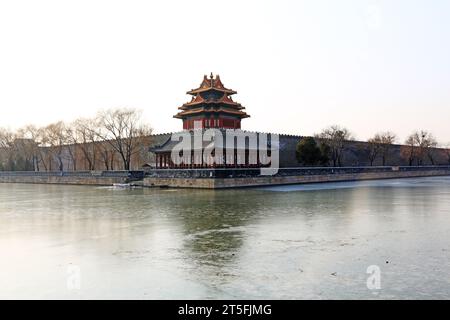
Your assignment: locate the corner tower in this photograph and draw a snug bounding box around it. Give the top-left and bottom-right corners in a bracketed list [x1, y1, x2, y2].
[174, 73, 250, 130]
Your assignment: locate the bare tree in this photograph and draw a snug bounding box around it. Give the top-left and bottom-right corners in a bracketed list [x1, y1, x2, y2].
[98, 144, 116, 170]
[43, 122, 67, 171]
[0, 128, 14, 148]
[63, 124, 78, 171]
[402, 134, 418, 166]
[0, 108, 154, 172]
[316, 125, 353, 167]
[0, 128, 14, 170]
[415, 130, 437, 165]
[403, 130, 437, 166]
[421, 132, 438, 165]
[378, 132, 396, 166]
[36, 126, 53, 171]
[0, 128, 34, 171]
[71, 118, 98, 170]
[10, 137, 36, 171]
[95, 108, 152, 170]
[367, 135, 382, 166]
[444, 144, 450, 165]
[16, 125, 45, 171]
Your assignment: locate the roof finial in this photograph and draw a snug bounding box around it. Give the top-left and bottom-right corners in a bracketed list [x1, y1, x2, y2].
[210, 72, 214, 79]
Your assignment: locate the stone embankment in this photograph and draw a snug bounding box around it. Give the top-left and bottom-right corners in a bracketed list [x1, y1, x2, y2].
[2, 167, 450, 189]
[143, 166, 450, 189]
[0, 171, 144, 186]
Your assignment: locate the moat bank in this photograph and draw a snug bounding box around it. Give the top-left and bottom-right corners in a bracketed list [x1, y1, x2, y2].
[1, 166, 450, 188]
[0, 171, 143, 186]
[143, 166, 450, 188]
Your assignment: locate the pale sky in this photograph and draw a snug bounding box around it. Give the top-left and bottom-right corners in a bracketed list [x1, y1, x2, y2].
[0, 0, 449, 143]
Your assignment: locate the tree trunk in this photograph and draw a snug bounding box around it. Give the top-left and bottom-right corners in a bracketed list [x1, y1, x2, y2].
[110, 153, 115, 171]
[428, 154, 435, 165]
[58, 156, 63, 171]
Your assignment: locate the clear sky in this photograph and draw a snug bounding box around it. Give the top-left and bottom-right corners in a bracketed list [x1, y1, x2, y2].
[0, 0, 449, 143]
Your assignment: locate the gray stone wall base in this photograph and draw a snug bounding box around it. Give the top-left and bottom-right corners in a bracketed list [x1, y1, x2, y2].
[0, 176, 125, 186]
[143, 169, 450, 189]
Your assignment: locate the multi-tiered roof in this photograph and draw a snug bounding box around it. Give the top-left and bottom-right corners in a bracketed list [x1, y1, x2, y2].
[174, 73, 249, 129]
